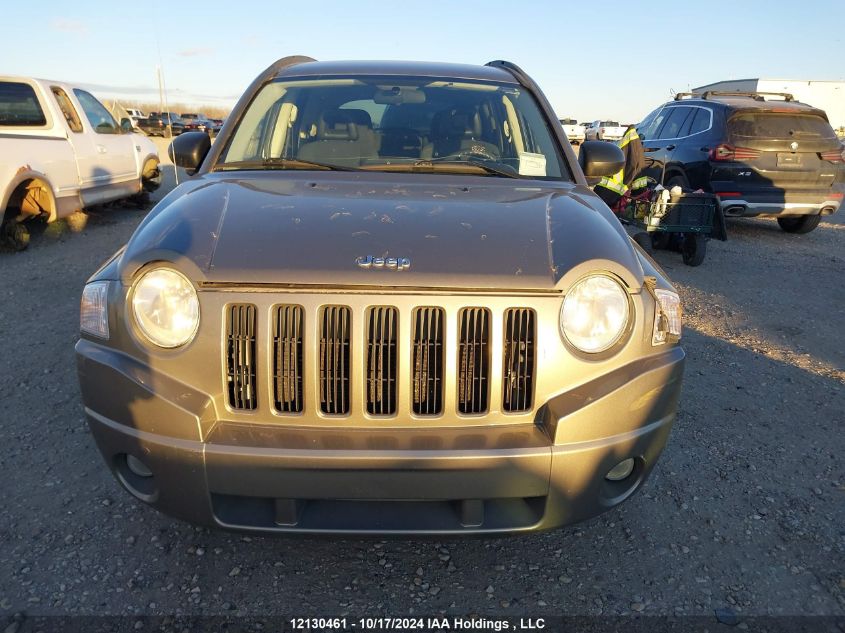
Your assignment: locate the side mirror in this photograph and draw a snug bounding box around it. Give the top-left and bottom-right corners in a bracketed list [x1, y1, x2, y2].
[578, 140, 624, 178]
[120, 118, 133, 133]
[168, 131, 212, 175]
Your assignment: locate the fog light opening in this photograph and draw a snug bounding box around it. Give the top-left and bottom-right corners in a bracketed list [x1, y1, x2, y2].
[605, 458, 636, 482]
[114, 453, 159, 502]
[126, 454, 153, 478]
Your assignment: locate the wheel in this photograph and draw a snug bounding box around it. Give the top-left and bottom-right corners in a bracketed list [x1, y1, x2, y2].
[140, 159, 161, 193]
[2, 222, 30, 251]
[777, 215, 821, 234]
[651, 232, 672, 250]
[665, 174, 689, 190]
[632, 231, 653, 254]
[681, 232, 706, 266]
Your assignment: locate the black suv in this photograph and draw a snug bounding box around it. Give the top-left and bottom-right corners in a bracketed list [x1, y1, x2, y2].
[636, 91, 845, 233]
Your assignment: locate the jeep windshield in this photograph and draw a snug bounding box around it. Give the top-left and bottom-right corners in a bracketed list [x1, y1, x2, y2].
[216, 76, 568, 180]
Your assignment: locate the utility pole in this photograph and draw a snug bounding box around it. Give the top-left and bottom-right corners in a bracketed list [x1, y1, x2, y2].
[156, 65, 171, 138]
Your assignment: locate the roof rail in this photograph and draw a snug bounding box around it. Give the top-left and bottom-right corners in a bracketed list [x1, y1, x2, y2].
[701, 91, 795, 102]
[675, 90, 795, 102]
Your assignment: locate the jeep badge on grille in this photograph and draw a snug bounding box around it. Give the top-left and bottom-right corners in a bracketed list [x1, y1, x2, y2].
[356, 255, 411, 271]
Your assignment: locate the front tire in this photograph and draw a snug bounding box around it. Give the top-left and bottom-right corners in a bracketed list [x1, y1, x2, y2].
[777, 215, 821, 234]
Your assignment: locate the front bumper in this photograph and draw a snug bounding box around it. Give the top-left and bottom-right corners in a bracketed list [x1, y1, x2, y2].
[76, 339, 684, 536]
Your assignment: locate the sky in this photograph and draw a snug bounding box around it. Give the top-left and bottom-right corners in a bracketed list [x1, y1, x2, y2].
[2, 0, 843, 123]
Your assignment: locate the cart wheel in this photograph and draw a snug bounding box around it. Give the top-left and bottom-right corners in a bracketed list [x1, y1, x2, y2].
[632, 231, 653, 254]
[681, 233, 706, 266]
[651, 232, 671, 250]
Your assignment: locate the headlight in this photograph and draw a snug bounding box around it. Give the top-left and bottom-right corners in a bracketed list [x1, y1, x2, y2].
[652, 288, 682, 345]
[80, 281, 110, 339]
[560, 274, 630, 353]
[131, 268, 199, 348]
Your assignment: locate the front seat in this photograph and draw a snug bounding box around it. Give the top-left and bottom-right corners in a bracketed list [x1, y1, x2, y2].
[420, 109, 500, 160]
[297, 110, 369, 167]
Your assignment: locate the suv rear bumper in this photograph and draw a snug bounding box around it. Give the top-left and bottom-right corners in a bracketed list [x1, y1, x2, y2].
[716, 185, 843, 218]
[77, 339, 685, 536]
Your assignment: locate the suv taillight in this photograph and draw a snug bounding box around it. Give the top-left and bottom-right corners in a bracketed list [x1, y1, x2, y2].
[709, 144, 761, 161]
[819, 147, 845, 163]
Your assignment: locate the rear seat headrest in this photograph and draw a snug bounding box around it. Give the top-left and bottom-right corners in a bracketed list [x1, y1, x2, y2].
[318, 110, 359, 140]
[340, 108, 373, 129]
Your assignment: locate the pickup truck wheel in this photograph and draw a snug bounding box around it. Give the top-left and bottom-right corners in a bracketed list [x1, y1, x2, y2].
[1, 221, 30, 251]
[141, 159, 162, 192]
[777, 215, 821, 234]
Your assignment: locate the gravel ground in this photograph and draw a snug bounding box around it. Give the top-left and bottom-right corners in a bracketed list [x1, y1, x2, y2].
[0, 138, 843, 627]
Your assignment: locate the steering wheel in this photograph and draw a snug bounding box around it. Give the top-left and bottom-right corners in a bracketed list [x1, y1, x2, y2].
[435, 146, 521, 176]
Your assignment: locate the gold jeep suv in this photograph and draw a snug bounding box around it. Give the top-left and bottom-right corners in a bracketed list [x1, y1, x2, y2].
[75, 56, 685, 535]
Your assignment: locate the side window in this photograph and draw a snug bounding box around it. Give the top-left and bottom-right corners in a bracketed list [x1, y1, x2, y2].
[657, 107, 692, 140]
[0, 81, 47, 126]
[687, 108, 711, 136]
[51, 87, 83, 133]
[73, 89, 119, 134]
[636, 107, 664, 140]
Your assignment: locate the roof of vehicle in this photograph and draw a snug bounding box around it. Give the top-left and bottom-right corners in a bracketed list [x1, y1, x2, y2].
[670, 93, 826, 114]
[0, 75, 75, 89]
[271, 59, 519, 84]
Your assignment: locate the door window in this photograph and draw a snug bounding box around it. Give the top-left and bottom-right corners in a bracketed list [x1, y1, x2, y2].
[73, 89, 119, 134]
[51, 87, 83, 133]
[657, 107, 693, 140]
[636, 107, 665, 140]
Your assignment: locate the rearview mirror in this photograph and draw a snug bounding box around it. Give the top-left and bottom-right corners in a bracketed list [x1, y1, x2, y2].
[373, 86, 425, 105]
[168, 131, 212, 175]
[578, 140, 624, 178]
[120, 118, 133, 133]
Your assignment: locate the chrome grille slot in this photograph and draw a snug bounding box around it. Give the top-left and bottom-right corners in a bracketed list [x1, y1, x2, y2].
[412, 307, 444, 416]
[319, 306, 351, 415]
[366, 306, 398, 415]
[502, 308, 535, 412]
[457, 307, 490, 414]
[226, 304, 257, 410]
[273, 305, 304, 413]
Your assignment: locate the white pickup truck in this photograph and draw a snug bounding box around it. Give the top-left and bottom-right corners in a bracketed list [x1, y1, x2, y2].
[558, 118, 585, 144]
[584, 120, 627, 142]
[0, 76, 160, 249]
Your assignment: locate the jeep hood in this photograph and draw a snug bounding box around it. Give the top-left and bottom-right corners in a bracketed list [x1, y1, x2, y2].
[121, 172, 642, 290]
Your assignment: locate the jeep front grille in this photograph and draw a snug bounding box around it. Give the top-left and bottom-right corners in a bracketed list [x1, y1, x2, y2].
[457, 308, 490, 414]
[226, 304, 257, 410]
[273, 305, 304, 413]
[502, 308, 535, 412]
[366, 306, 398, 416]
[412, 307, 444, 416]
[319, 305, 351, 415]
[221, 301, 538, 418]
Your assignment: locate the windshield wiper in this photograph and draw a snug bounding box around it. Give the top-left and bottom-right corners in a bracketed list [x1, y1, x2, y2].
[399, 158, 521, 178]
[214, 158, 359, 172]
